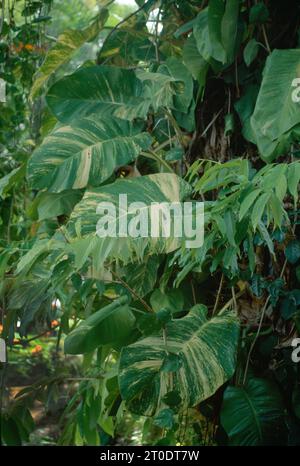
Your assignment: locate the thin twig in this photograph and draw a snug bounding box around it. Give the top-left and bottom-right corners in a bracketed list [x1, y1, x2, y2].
[262, 24, 271, 53]
[165, 108, 186, 148]
[7, 189, 14, 244]
[243, 295, 271, 385]
[140, 150, 174, 173]
[153, 136, 177, 152]
[191, 281, 197, 305]
[110, 270, 153, 313]
[235, 58, 240, 97]
[217, 289, 244, 315]
[20, 325, 59, 344]
[154, 6, 162, 63]
[199, 109, 223, 138]
[212, 274, 224, 315]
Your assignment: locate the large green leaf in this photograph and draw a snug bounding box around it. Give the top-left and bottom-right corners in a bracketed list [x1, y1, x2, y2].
[136, 61, 194, 129]
[119, 305, 239, 416]
[234, 84, 259, 144]
[16, 238, 66, 275]
[135, 70, 180, 112]
[64, 295, 135, 354]
[27, 117, 151, 192]
[194, 9, 214, 64]
[251, 49, 300, 161]
[208, 0, 227, 63]
[36, 190, 83, 220]
[30, 9, 109, 99]
[46, 65, 150, 123]
[100, 27, 156, 64]
[221, 377, 287, 445]
[159, 58, 194, 114]
[221, 0, 239, 64]
[67, 173, 192, 270]
[183, 34, 209, 88]
[193, 1, 239, 67]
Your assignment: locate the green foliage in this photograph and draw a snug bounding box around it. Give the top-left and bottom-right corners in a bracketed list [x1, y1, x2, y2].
[64, 295, 135, 354]
[28, 117, 151, 191]
[30, 9, 109, 99]
[119, 305, 239, 416]
[251, 50, 300, 161]
[65, 173, 192, 269]
[1, 0, 300, 447]
[221, 377, 287, 445]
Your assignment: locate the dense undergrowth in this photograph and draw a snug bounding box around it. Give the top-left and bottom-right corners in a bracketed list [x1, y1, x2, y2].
[1, 0, 300, 446]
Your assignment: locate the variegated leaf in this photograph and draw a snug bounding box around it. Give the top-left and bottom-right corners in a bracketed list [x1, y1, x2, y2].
[27, 117, 151, 192]
[30, 9, 109, 100]
[46, 65, 151, 123]
[67, 173, 192, 269]
[119, 305, 239, 416]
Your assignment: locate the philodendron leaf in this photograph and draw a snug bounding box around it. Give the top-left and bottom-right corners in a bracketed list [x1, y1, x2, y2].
[194, 0, 239, 67]
[118, 305, 239, 416]
[208, 0, 227, 64]
[64, 295, 135, 354]
[183, 34, 209, 87]
[136, 69, 181, 112]
[160, 57, 194, 114]
[194, 9, 217, 64]
[30, 9, 109, 99]
[27, 116, 151, 192]
[234, 84, 259, 143]
[221, 0, 240, 65]
[36, 190, 83, 220]
[46, 65, 150, 123]
[251, 49, 300, 161]
[221, 377, 287, 445]
[67, 173, 192, 270]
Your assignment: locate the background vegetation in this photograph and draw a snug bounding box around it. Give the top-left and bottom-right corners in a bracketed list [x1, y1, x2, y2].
[0, 0, 300, 446]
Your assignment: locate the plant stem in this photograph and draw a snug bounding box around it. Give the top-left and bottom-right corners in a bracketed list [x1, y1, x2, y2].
[165, 108, 186, 148]
[140, 150, 174, 173]
[110, 270, 153, 313]
[212, 274, 224, 315]
[262, 24, 271, 53]
[242, 295, 271, 385]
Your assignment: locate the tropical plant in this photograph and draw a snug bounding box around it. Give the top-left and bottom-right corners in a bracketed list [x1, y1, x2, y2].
[1, 0, 300, 446]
